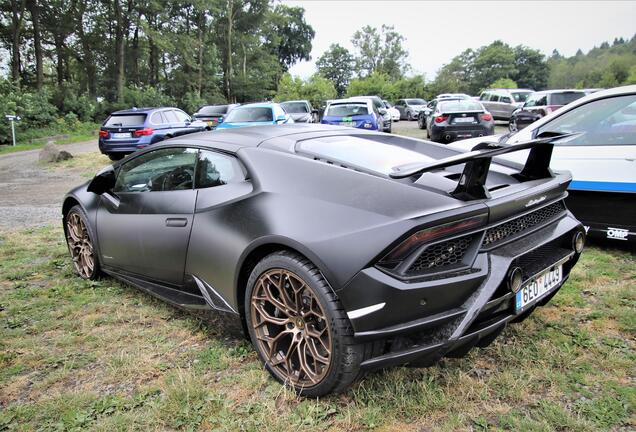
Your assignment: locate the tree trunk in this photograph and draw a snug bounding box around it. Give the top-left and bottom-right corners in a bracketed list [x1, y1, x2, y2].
[28, 0, 43, 89]
[10, 0, 27, 86]
[225, 0, 233, 102]
[75, 0, 97, 97]
[54, 33, 65, 85]
[113, 0, 126, 102]
[196, 12, 205, 97]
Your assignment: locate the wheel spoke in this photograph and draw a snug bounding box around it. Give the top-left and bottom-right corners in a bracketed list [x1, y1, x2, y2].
[65, 212, 94, 278]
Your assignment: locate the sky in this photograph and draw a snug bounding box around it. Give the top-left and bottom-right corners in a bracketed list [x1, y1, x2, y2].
[286, 0, 636, 80]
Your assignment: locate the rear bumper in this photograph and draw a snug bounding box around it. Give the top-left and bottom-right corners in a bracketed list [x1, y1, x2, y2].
[99, 135, 155, 155]
[431, 124, 494, 143]
[338, 211, 584, 370]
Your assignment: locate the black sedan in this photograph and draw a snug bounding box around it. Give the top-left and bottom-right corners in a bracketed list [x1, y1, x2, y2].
[192, 103, 240, 129]
[419, 99, 495, 143]
[63, 124, 585, 396]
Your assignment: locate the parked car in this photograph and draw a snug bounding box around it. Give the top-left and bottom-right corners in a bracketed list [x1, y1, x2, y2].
[394, 98, 428, 121]
[449, 85, 636, 244]
[418, 98, 494, 143]
[64, 124, 584, 396]
[280, 100, 318, 123]
[216, 102, 293, 129]
[508, 89, 586, 132]
[383, 100, 400, 122]
[478, 88, 534, 120]
[353, 95, 392, 132]
[191, 104, 240, 130]
[436, 93, 472, 100]
[321, 98, 383, 131]
[98, 107, 203, 161]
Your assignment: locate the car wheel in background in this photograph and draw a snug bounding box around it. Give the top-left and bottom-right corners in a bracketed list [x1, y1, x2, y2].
[406, 110, 413, 121]
[245, 251, 367, 397]
[509, 118, 518, 132]
[64, 205, 101, 280]
[418, 115, 425, 129]
[107, 153, 124, 161]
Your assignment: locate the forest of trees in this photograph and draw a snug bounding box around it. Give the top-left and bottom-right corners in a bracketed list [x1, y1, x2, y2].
[1, 0, 635, 144]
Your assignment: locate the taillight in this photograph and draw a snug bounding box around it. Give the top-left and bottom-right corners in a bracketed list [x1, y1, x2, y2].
[98, 130, 109, 138]
[133, 128, 154, 137]
[480, 113, 493, 121]
[378, 214, 487, 267]
[434, 115, 448, 124]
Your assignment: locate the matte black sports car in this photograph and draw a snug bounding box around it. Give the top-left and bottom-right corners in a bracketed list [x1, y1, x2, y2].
[63, 124, 585, 396]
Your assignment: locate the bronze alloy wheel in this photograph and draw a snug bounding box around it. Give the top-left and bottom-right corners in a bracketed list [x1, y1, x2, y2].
[66, 212, 95, 278]
[250, 268, 333, 387]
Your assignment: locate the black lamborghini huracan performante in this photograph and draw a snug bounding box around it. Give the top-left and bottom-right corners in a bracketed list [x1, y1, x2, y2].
[63, 124, 585, 396]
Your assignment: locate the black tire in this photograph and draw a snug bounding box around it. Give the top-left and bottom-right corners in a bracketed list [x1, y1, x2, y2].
[107, 153, 124, 161]
[418, 115, 425, 129]
[406, 110, 413, 121]
[64, 205, 102, 280]
[426, 125, 431, 139]
[245, 251, 367, 397]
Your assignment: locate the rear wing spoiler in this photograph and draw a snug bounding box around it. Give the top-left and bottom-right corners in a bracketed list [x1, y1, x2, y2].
[389, 133, 576, 201]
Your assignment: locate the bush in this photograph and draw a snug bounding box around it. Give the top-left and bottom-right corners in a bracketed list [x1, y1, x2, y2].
[274, 73, 336, 108]
[489, 78, 518, 89]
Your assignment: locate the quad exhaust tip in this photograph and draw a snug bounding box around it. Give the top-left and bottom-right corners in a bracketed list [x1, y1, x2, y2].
[508, 267, 523, 293]
[573, 230, 586, 254]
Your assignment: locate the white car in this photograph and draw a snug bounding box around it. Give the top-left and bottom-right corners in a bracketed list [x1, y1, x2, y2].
[383, 100, 400, 122]
[449, 85, 636, 244]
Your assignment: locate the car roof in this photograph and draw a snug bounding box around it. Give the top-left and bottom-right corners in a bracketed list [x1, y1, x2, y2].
[330, 98, 371, 105]
[281, 100, 310, 104]
[111, 107, 177, 115]
[533, 89, 586, 95]
[233, 102, 278, 109]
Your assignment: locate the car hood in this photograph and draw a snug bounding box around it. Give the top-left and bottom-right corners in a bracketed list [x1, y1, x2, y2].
[217, 121, 274, 129]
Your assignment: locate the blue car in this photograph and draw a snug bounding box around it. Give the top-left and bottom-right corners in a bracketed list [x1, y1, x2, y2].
[321, 98, 383, 131]
[98, 107, 204, 160]
[216, 102, 293, 129]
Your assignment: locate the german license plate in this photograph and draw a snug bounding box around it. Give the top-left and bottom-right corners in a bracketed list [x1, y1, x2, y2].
[111, 132, 130, 139]
[515, 265, 562, 312]
[339, 122, 354, 127]
[454, 117, 474, 123]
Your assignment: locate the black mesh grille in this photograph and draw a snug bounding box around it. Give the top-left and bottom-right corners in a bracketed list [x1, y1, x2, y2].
[482, 201, 565, 247]
[406, 236, 473, 275]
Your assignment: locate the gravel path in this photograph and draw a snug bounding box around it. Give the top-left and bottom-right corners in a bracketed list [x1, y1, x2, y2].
[0, 140, 97, 229]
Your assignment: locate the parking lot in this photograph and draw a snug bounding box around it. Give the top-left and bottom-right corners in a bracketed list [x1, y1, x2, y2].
[391, 119, 509, 140]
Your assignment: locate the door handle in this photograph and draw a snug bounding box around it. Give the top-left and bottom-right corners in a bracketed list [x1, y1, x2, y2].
[165, 218, 187, 227]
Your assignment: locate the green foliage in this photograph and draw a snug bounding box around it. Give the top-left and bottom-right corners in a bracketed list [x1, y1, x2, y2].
[316, 44, 355, 97]
[0, 79, 57, 144]
[266, 5, 315, 71]
[490, 78, 518, 89]
[346, 72, 428, 101]
[351, 24, 409, 79]
[274, 73, 336, 108]
[547, 36, 636, 89]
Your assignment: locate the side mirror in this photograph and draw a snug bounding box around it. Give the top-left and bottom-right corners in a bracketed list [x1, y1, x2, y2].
[87, 165, 116, 195]
[276, 115, 287, 123]
[423, 108, 432, 116]
[378, 108, 387, 115]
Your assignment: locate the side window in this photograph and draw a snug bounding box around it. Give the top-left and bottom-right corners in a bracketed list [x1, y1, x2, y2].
[538, 95, 636, 146]
[535, 95, 548, 106]
[273, 106, 285, 119]
[195, 150, 245, 189]
[396, 100, 403, 106]
[174, 110, 191, 123]
[150, 112, 164, 125]
[479, 92, 489, 101]
[501, 96, 512, 104]
[163, 110, 179, 123]
[489, 94, 500, 102]
[114, 148, 197, 193]
[525, 95, 537, 108]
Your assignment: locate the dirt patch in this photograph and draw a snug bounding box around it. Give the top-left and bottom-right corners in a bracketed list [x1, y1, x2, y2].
[0, 140, 97, 229]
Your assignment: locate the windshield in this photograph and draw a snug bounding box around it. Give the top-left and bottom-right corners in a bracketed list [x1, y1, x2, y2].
[550, 92, 585, 106]
[297, 136, 434, 175]
[224, 107, 273, 123]
[406, 99, 426, 105]
[105, 114, 147, 127]
[439, 100, 483, 112]
[511, 92, 532, 103]
[197, 105, 228, 116]
[281, 102, 310, 113]
[326, 103, 369, 117]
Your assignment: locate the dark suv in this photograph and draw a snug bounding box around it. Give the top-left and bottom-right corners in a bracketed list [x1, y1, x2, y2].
[98, 108, 204, 160]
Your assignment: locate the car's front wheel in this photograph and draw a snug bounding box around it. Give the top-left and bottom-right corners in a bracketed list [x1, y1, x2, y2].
[509, 118, 518, 132]
[245, 251, 366, 397]
[64, 205, 101, 280]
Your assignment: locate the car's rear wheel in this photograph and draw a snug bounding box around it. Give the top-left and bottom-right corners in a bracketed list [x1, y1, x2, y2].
[65, 205, 101, 280]
[245, 251, 366, 397]
[418, 114, 425, 129]
[107, 153, 124, 161]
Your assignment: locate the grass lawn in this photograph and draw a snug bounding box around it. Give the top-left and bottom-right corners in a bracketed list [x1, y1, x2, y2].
[0, 123, 100, 155]
[0, 151, 634, 431]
